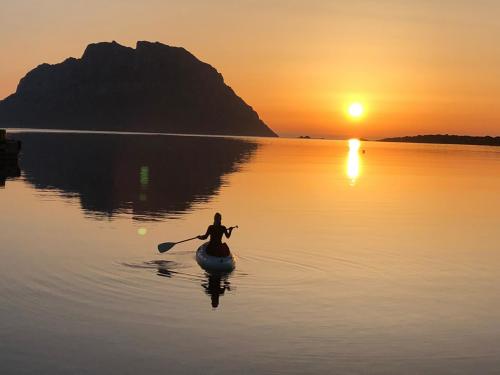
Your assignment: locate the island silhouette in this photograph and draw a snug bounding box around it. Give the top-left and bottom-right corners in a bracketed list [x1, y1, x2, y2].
[17, 132, 259, 220]
[0, 41, 277, 137]
[380, 134, 500, 147]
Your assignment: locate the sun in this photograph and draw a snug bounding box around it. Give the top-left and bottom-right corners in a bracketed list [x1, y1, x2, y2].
[347, 103, 364, 119]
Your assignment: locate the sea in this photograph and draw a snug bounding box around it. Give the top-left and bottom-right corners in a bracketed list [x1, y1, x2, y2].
[1, 130, 499, 374]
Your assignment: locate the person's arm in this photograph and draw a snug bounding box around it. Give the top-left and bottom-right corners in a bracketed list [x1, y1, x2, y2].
[224, 226, 234, 238]
[198, 226, 211, 240]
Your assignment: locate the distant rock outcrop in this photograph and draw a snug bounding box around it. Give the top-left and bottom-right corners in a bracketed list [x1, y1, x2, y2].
[0, 41, 277, 137]
[379, 134, 500, 147]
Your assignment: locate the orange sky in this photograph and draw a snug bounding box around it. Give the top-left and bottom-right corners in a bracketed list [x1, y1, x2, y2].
[1, 0, 500, 138]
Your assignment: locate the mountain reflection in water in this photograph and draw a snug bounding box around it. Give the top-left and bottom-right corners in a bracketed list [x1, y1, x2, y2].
[17, 132, 259, 220]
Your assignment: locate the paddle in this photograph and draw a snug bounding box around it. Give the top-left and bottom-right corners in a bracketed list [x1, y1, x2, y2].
[157, 226, 239, 254]
[158, 236, 198, 253]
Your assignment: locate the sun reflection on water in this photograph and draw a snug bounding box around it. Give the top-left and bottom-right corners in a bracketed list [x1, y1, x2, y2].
[346, 139, 362, 185]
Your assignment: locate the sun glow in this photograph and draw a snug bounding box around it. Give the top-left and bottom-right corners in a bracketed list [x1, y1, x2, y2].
[347, 103, 364, 119]
[346, 139, 362, 185]
[348, 138, 361, 151]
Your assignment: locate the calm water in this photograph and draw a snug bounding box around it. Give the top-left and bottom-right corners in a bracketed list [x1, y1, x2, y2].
[1, 131, 499, 374]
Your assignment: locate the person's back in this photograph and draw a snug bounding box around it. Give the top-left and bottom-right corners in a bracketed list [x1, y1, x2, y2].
[198, 213, 235, 257]
[206, 224, 226, 246]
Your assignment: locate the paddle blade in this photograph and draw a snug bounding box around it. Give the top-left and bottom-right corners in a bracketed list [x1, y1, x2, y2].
[158, 242, 176, 253]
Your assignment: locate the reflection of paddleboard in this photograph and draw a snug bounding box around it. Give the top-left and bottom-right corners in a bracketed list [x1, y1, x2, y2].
[196, 242, 235, 272]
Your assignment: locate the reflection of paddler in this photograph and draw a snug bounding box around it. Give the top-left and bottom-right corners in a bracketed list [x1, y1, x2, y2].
[202, 273, 231, 308]
[197, 213, 237, 257]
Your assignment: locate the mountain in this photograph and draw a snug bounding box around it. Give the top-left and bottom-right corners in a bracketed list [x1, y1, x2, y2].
[379, 134, 500, 147]
[0, 41, 277, 137]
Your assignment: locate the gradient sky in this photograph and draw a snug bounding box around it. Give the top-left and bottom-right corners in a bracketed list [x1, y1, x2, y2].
[1, 0, 500, 138]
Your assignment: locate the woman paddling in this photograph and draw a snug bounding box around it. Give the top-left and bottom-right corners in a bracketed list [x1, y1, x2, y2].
[198, 213, 236, 257]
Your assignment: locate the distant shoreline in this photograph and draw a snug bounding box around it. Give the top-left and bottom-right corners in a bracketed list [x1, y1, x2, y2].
[378, 134, 500, 147]
[6, 128, 500, 147]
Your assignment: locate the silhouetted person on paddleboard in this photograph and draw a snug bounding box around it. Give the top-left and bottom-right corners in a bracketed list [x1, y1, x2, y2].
[198, 213, 236, 257]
